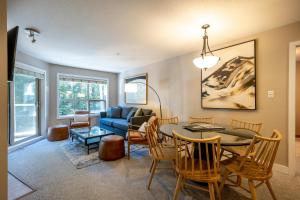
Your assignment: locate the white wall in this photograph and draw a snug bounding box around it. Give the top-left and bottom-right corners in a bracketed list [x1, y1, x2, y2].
[119, 21, 300, 166]
[48, 64, 119, 126]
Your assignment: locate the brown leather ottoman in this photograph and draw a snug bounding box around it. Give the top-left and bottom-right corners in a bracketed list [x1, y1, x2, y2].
[47, 125, 69, 141]
[99, 135, 125, 161]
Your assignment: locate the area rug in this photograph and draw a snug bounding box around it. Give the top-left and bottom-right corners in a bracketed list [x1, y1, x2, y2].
[60, 140, 146, 169]
[8, 172, 35, 200]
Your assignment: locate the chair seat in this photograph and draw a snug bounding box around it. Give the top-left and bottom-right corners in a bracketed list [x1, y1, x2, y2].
[222, 145, 248, 156]
[70, 122, 89, 128]
[222, 157, 272, 180]
[128, 131, 148, 142]
[130, 137, 147, 142]
[129, 131, 144, 138]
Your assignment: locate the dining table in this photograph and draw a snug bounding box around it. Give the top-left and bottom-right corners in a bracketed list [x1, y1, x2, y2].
[159, 122, 256, 146]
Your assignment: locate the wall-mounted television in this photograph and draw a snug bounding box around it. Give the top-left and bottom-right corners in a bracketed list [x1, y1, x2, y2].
[7, 26, 19, 82]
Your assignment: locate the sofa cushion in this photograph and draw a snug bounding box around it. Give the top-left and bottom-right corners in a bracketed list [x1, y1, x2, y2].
[127, 110, 136, 122]
[134, 108, 143, 117]
[120, 106, 132, 119]
[107, 107, 121, 118]
[112, 119, 129, 131]
[142, 109, 152, 116]
[100, 118, 115, 126]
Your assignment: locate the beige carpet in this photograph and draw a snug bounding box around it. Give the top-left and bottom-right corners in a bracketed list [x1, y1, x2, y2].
[8, 139, 300, 200]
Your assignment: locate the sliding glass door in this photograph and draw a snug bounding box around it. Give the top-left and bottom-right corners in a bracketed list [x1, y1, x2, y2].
[13, 74, 40, 143]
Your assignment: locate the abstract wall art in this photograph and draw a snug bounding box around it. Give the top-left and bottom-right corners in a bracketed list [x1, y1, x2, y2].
[201, 40, 256, 110]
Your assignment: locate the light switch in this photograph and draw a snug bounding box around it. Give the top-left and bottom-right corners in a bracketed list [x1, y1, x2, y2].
[267, 90, 274, 98]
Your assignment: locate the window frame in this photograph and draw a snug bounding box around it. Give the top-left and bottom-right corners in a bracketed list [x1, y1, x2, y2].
[56, 73, 109, 119]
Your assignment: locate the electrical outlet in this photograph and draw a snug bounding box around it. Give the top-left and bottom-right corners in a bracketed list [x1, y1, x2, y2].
[267, 90, 274, 98]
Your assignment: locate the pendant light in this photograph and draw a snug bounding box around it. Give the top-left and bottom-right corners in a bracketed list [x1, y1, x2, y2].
[193, 24, 220, 69]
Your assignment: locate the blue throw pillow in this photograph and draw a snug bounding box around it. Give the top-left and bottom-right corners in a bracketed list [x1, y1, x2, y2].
[107, 107, 121, 118]
[120, 106, 132, 119]
[127, 110, 136, 122]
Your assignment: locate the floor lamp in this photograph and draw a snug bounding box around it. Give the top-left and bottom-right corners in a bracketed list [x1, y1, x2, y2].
[125, 82, 162, 119]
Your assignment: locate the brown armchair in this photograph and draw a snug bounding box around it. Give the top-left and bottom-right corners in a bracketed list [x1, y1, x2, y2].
[69, 111, 91, 129]
[127, 117, 158, 160]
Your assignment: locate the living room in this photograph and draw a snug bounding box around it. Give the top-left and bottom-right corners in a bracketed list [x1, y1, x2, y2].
[1, 0, 300, 200]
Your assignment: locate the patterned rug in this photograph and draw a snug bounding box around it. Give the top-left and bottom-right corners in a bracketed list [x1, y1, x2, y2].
[60, 140, 146, 169]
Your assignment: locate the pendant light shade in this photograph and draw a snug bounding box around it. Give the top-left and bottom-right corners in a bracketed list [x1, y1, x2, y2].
[193, 55, 220, 69]
[193, 24, 220, 69]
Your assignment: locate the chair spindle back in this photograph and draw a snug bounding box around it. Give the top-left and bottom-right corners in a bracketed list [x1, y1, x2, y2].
[158, 117, 179, 126]
[145, 117, 165, 159]
[172, 131, 221, 179]
[231, 119, 262, 134]
[189, 117, 214, 124]
[242, 130, 282, 173]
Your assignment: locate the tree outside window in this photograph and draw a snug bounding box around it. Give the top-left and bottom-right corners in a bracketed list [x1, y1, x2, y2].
[58, 76, 107, 117]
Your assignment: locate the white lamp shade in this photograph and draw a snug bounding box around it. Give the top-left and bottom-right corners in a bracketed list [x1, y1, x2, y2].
[193, 55, 220, 69]
[125, 83, 138, 93]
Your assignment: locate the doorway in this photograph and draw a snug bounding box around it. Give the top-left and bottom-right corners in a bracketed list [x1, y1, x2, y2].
[13, 74, 40, 143]
[295, 46, 300, 175]
[9, 66, 44, 146]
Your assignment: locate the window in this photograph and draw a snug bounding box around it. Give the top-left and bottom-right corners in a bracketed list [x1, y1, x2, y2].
[57, 74, 108, 117]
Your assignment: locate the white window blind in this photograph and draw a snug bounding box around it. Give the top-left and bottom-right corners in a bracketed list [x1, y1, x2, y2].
[15, 67, 45, 79]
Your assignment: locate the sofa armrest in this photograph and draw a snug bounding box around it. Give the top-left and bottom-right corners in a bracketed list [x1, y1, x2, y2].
[100, 112, 107, 118]
[130, 115, 152, 126]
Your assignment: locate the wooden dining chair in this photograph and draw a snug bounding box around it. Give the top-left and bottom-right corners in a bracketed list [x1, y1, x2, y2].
[158, 116, 179, 126]
[188, 117, 214, 124]
[231, 119, 262, 134]
[127, 117, 158, 160]
[158, 116, 179, 144]
[145, 116, 176, 190]
[221, 119, 262, 158]
[172, 130, 221, 200]
[220, 130, 282, 200]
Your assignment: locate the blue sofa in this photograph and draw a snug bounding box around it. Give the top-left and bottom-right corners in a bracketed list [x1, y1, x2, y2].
[99, 106, 155, 138]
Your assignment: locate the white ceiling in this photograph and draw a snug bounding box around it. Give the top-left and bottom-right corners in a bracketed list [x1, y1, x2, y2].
[8, 0, 300, 73]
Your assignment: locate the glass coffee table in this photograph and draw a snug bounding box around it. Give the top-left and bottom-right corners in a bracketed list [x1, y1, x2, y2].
[70, 126, 114, 154]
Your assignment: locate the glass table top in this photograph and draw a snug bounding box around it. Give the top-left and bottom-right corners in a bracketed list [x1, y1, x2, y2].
[160, 122, 255, 146]
[71, 126, 113, 139]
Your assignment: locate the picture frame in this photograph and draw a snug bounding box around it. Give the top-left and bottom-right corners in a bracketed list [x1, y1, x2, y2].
[201, 40, 256, 110]
[125, 73, 148, 105]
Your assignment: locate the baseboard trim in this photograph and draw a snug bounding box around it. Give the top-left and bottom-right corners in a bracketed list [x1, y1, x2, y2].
[273, 163, 289, 174]
[8, 136, 45, 153]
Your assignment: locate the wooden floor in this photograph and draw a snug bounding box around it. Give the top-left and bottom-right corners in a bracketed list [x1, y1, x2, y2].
[8, 172, 34, 200]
